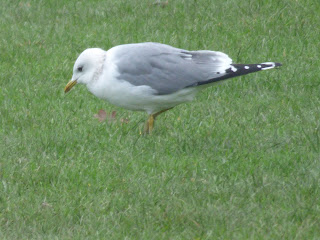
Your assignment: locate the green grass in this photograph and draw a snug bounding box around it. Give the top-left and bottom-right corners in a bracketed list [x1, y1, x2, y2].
[1, 0, 320, 239]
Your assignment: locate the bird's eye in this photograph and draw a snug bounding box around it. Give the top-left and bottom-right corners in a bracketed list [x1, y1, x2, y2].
[77, 66, 83, 72]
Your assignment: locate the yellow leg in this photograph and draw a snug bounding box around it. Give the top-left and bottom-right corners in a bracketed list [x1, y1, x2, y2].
[143, 108, 173, 134]
[153, 108, 173, 118]
[148, 114, 155, 133]
[144, 114, 154, 134]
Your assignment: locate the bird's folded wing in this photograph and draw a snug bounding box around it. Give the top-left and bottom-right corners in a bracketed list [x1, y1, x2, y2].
[112, 42, 232, 95]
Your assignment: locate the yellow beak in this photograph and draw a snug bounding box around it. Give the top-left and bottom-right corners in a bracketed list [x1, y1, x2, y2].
[64, 80, 77, 93]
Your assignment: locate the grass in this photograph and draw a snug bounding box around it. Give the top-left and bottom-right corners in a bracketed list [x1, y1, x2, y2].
[1, 0, 320, 239]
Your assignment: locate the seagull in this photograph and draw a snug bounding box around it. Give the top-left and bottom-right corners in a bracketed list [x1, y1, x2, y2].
[64, 42, 281, 133]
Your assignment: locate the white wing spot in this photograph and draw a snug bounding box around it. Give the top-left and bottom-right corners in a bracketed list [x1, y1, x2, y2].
[257, 65, 262, 68]
[260, 62, 276, 70]
[231, 66, 237, 72]
[184, 54, 192, 60]
[244, 66, 250, 70]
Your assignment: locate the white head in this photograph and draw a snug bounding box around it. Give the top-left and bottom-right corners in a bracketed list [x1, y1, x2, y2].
[64, 48, 106, 92]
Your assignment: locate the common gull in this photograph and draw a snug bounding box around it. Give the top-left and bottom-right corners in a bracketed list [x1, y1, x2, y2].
[64, 42, 281, 133]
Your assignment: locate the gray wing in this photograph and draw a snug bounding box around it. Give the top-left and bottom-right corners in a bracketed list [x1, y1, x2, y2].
[112, 42, 232, 95]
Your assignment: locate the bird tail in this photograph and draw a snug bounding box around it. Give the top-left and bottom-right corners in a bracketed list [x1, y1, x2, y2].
[195, 62, 282, 86]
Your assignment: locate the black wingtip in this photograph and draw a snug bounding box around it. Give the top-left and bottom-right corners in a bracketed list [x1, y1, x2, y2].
[187, 62, 282, 88]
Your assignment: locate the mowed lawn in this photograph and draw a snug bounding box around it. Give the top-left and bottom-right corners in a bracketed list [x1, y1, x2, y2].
[1, 0, 320, 239]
